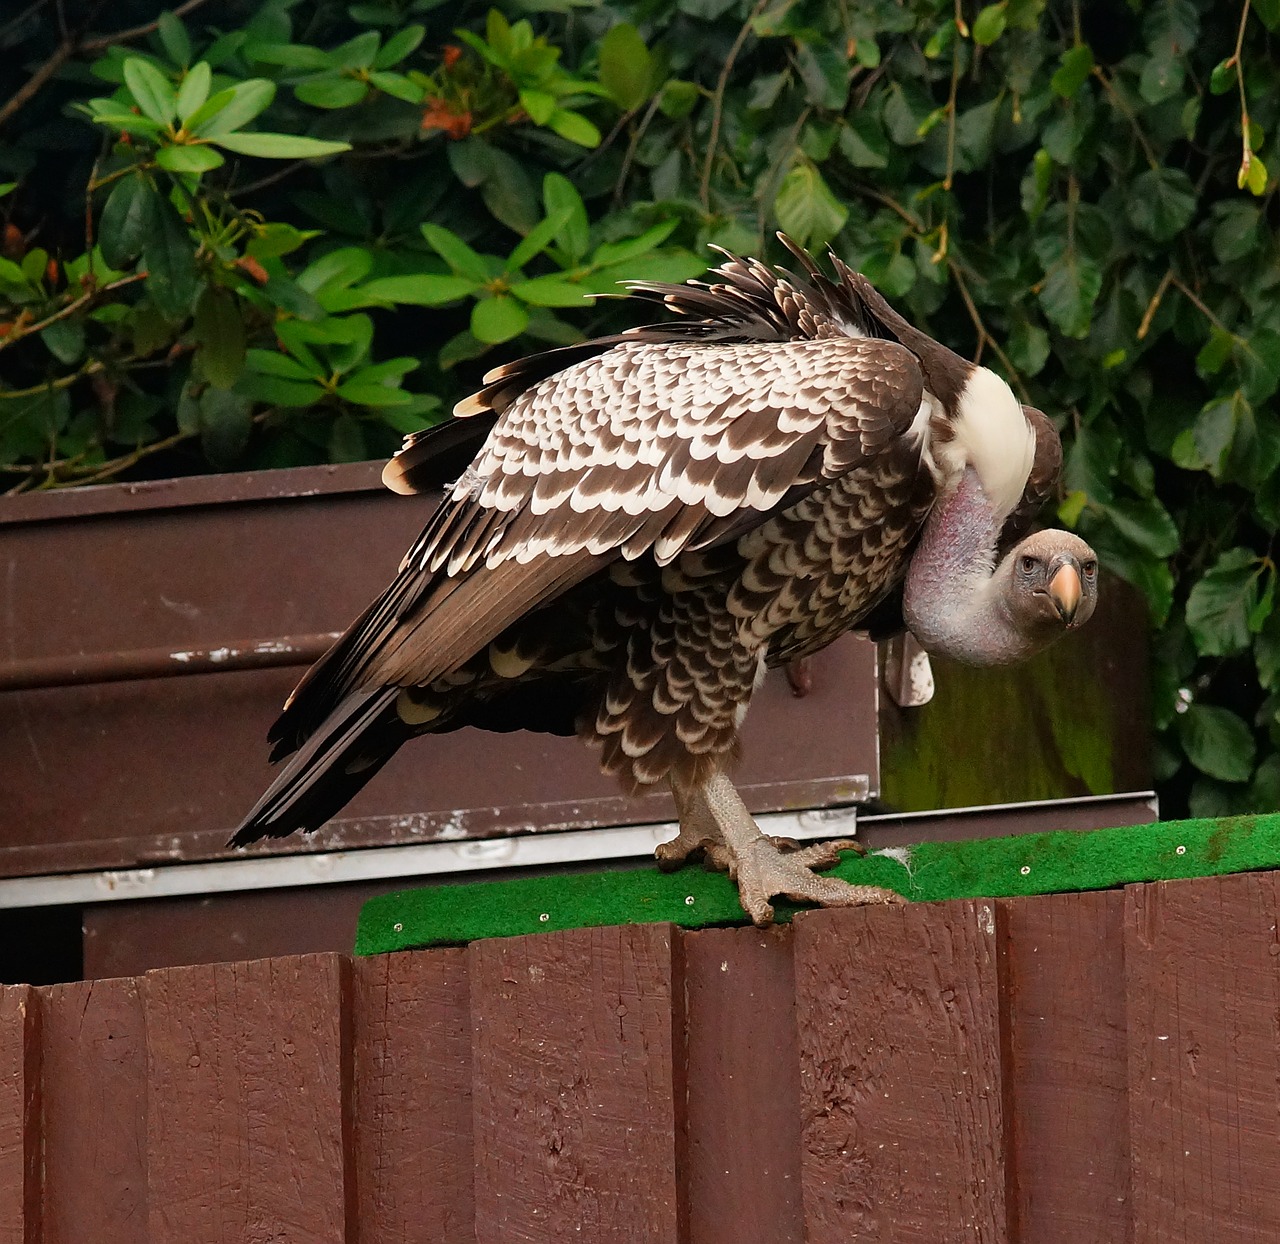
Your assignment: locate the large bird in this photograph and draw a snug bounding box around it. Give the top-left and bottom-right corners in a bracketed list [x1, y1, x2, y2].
[232, 237, 1097, 924]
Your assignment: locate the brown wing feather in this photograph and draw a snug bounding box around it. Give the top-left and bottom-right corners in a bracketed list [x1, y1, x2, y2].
[274, 334, 925, 752]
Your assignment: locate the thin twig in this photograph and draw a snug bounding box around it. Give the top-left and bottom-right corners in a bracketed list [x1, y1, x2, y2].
[848, 181, 926, 233]
[1091, 67, 1159, 171]
[232, 159, 307, 198]
[0, 273, 146, 354]
[948, 260, 1030, 401]
[80, 0, 214, 53]
[0, 361, 105, 400]
[615, 92, 665, 207]
[1230, 0, 1256, 187]
[701, 0, 768, 209]
[0, 0, 212, 132]
[943, 42, 961, 191]
[0, 0, 51, 47]
[1170, 273, 1236, 337]
[1136, 267, 1174, 340]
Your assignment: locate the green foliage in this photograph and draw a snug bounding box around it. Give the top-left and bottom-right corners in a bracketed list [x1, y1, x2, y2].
[1, 0, 1279, 817]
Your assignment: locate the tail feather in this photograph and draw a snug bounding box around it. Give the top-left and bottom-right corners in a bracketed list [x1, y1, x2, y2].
[231, 687, 405, 846]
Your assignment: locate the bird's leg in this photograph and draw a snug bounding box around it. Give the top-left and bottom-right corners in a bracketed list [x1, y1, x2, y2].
[654, 782, 722, 871]
[664, 772, 903, 926]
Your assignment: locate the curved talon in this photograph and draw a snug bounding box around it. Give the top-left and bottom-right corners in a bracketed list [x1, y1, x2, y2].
[655, 833, 716, 871]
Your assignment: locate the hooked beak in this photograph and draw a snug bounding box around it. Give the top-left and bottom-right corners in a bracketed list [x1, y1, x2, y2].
[1048, 561, 1082, 624]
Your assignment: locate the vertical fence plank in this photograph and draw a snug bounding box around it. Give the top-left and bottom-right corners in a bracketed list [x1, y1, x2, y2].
[144, 953, 353, 1243]
[794, 900, 1009, 1244]
[999, 891, 1131, 1243]
[1127, 873, 1280, 1243]
[0, 986, 39, 1244]
[469, 923, 685, 1244]
[352, 948, 473, 1242]
[683, 925, 804, 1244]
[42, 978, 148, 1244]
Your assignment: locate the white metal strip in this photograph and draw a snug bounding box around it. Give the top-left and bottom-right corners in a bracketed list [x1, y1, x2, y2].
[0, 804, 858, 910]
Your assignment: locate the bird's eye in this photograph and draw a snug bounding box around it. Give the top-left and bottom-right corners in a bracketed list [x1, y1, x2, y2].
[1021, 555, 1037, 573]
[1082, 560, 1097, 578]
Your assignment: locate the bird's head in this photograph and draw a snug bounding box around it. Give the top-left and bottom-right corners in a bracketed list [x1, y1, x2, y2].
[1001, 529, 1099, 641]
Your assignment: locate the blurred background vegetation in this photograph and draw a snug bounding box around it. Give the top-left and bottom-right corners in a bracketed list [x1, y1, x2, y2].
[0, 0, 1277, 817]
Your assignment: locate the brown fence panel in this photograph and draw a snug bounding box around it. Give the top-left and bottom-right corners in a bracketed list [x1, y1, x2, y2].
[0, 985, 39, 1244]
[469, 924, 685, 1244]
[793, 901, 1009, 1244]
[143, 953, 353, 1243]
[999, 891, 1131, 1243]
[41, 978, 148, 1244]
[683, 925, 804, 1244]
[1126, 873, 1280, 1244]
[352, 947, 474, 1241]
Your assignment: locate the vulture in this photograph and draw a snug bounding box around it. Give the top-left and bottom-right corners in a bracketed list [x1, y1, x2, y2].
[232, 237, 1098, 925]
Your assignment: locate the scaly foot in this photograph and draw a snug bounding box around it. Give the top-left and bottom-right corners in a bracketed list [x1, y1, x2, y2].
[719, 836, 902, 926]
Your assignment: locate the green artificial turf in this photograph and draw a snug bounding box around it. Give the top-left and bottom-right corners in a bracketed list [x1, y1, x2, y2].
[355, 812, 1280, 954]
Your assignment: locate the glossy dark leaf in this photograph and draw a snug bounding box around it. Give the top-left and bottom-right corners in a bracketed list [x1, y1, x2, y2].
[1186, 547, 1260, 657]
[1178, 704, 1255, 783]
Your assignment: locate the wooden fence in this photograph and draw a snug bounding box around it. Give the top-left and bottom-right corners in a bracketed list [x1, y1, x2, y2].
[2, 869, 1278, 1242]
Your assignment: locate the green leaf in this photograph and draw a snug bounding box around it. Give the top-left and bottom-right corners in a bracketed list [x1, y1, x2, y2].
[543, 173, 589, 262]
[421, 224, 493, 280]
[298, 247, 373, 294]
[1178, 704, 1255, 783]
[1051, 45, 1094, 98]
[1038, 257, 1102, 338]
[471, 295, 529, 343]
[774, 162, 847, 249]
[1186, 547, 1260, 657]
[246, 223, 320, 259]
[355, 273, 480, 306]
[599, 23, 653, 111]
[158, 11, 193, 66]
[41, 319, 85, 364]
[123, 57, 176, 125]
[243, 42, 335, 71]
[141, 196, 198, 317]
[590, 220, 679, 267]
[198, 387, 252, 468]
[1241, 153, 1269, 197]
[519, 88, 558, 125]
[509, 276, 592, 307]
[1127, 168, 1197, 242]
[336, 379, 413, 406]
[327, 414, 369, 461]
[175, 62, 211, 122]
[658, 80, 698, 120]
[972, 4, 1008, 46]
[193, 287, 246, 389]
[838, 114, 889, 169]
[374, 24, 425, 69]
[547, 109, 601, 148]
[246, 348, 319, 381]
[368, 71, 423, 104]
[237, 372, 326, 406]
[1255, 0, 1280, 28]
[210, 133, 351, 159]
[332, 30, 381, 71]
[155, 143, 224, 174]
[187, 79, 275, 136]
[1172, 392, 1248, 479]
[295, 75, 370, 109]
[1209, 58, 1235, 95]
[98, 173, 156, 269]
[1104, 494, 1179, 557]
[507, 208, 573, 271]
